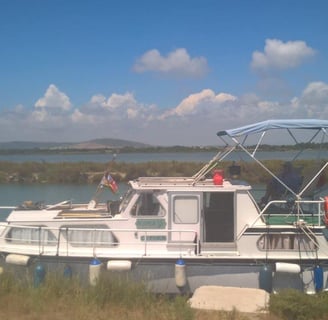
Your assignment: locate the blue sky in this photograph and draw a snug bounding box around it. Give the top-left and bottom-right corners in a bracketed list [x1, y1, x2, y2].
[0, 0, 327, 145]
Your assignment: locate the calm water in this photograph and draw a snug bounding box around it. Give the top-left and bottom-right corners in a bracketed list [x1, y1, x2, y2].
[0, 183, 265, 223]
[0, 150, 327, 163]
[0, 183, 128, 222]
[0, 149, 325, 221]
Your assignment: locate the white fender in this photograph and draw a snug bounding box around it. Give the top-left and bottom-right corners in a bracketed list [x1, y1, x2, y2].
[175, 259, 187, 288]
[107, 260, 132, 271]
[275, 262, 301, 274]
[89, 258, 102, 286]
[5, 254, 30, 266]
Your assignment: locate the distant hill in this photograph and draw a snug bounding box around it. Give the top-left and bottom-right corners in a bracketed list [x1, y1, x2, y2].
[0, 138, 150, 150]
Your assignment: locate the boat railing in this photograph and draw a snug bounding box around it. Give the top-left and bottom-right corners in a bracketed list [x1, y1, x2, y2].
[0, 225, 198, 257]
[252, 198, 325, 227]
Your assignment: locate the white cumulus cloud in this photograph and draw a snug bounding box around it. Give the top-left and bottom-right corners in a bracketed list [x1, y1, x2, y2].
[301, 81, 328, 104]
[251, 39, 316, 71]
[35, 84, 72, 110]
[133, 48, 209, 78]
[31, 108, 48, 122]
[292, 82, 328, 118]
[71, 109, 97, 124]
[106, 92, 137, 110]
[89, 92, 138, 111]
[1, 80, 328, 145]
[161, 89, 237, 118]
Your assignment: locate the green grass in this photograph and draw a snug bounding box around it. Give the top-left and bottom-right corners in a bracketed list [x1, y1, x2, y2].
[0, 270, 191, 320]
[5, 268, 328, 320]
[0, 269, 269, 320]
[269, 289, 328, 320]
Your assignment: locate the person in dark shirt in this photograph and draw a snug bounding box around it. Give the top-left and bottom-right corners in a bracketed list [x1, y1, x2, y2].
[261, 162, 303, 205]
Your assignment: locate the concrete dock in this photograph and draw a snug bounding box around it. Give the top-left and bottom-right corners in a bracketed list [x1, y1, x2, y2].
[189, 286, 269, 313]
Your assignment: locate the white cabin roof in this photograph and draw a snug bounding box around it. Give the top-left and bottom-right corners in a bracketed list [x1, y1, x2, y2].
[129, 177, 252, 192]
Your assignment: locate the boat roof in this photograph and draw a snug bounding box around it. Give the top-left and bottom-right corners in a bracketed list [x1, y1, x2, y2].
[130, 177, 251, 191]
[217, 119, 328, 138]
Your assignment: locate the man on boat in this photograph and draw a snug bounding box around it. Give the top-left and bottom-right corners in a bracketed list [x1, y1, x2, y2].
[261, 162, 303, 205]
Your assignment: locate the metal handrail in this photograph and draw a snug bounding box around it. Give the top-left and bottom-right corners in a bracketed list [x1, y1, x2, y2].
[251, 198, 325, 227]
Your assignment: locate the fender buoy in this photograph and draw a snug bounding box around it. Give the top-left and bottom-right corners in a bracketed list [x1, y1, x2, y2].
[175, 259, 187, 288]
[89, 258, 102, 286]
[259, 264, 273, 293]
[34, 263, 46, 287]
[324, 196, 328, 225]
[314, 265, 324, 292]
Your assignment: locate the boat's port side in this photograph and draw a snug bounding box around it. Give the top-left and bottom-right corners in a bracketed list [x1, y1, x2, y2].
[0, 224, 199, 258]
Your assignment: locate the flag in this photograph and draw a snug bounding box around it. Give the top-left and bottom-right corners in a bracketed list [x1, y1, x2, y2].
[100, 172, 118, 193]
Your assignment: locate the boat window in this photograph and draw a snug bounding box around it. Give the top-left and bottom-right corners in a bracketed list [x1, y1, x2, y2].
[130, 192, 164, 217]
[61, 225, 117, 247]
[5, 226, 57, 245]
[257, 233, 318, 251]
[119, 188, 135, 212]
[173, 195, 199, 224]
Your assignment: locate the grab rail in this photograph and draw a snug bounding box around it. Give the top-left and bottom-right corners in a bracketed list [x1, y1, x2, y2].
[252, 198, 325, 227]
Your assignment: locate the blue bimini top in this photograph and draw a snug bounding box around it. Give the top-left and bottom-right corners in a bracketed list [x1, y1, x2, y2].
[217, 119, 328, 138]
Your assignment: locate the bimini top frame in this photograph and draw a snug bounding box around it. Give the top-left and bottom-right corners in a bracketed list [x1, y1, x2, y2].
[218, 119, 328, 156]
[215, 119, 328, 197]
[193, 119, 328, 192]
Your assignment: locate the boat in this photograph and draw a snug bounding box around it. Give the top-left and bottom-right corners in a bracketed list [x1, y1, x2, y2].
[0, 119, 328, 294]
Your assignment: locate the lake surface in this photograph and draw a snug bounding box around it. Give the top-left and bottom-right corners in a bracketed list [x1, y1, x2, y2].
[0, 150, 327, 163]
[0, 183, 128, 221]
[0, 182, 265, 222]
[0, 149, 325, 221]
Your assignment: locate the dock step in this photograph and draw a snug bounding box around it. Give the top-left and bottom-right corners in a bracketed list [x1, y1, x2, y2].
[189, 286, 269, 313]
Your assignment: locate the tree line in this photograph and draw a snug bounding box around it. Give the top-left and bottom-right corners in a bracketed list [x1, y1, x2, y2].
[0, 142, 327, 155]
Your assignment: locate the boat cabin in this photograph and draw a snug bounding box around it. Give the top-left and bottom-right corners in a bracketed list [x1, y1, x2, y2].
[115, 176, 262, 253]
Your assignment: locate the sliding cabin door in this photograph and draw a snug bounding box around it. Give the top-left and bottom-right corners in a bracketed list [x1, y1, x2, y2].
[203, 192, 235, 243]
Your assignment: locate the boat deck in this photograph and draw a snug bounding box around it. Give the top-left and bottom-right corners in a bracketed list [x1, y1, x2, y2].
[261, 200, 324, 226]
[265, 215, 322, 226]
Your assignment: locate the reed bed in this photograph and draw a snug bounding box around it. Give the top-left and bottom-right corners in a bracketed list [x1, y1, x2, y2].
[0, 159, 325, 185]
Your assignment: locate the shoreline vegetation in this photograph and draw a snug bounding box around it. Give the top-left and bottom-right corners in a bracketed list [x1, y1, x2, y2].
[1, 269, 328, 320]
[0, 159, 326, 185]
[0, 142, 327, 154]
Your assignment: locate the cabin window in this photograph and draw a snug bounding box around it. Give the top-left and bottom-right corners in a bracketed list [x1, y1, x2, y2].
[61, 225, 117, 247]
[131, 192, 164, 217]
[5, 226, 57, 245]
[257, 233, 318, 251]
[173, 196, 199, 224]
[120, 188, 135, 212]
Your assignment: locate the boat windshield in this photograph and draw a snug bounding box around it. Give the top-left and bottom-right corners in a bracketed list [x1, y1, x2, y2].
[119, 188, 135, 213]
